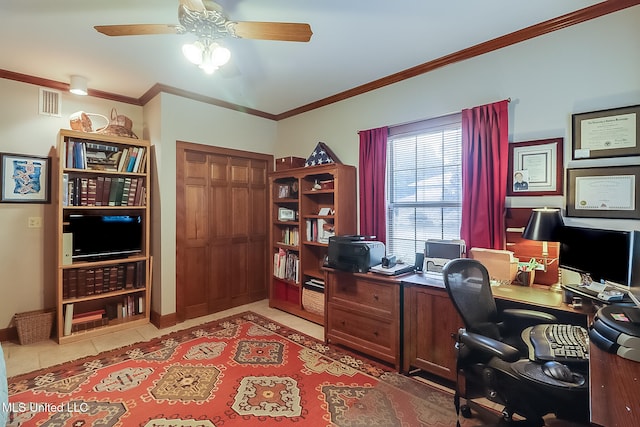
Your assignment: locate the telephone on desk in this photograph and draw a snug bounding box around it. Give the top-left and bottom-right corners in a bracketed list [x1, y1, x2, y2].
[563, 280, 629, 304]
[579, 281, 625, 302]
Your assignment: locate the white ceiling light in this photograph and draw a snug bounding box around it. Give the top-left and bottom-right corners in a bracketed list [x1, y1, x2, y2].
[69, 75, 88, 95]
[182, 39, 230, 75]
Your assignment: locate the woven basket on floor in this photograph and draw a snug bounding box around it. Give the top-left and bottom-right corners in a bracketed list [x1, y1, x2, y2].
[14, 309, 55, 345]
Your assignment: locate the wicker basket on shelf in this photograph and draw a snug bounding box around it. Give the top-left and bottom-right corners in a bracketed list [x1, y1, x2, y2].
[14, 309, 55, 345]
[302, 287, 324, 316]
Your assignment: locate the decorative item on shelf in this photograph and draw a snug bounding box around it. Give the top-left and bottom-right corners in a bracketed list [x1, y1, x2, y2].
[290, 180, 299, 197]
[304, 142, 341, 167]
[69, 111, 108, 133]
[277, 207, 296, 221]
[320, 179, 334, 190]
[69, 108, 137, 139]
[276, 156, 306, 171]
[522, 207, 563, 291]
[277, 183, 294, 199]
[96, 108, 138, 139]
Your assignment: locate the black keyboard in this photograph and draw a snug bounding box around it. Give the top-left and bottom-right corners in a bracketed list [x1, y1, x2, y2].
[523, 324, 589, 363]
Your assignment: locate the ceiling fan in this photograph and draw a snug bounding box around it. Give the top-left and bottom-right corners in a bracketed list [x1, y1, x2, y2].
[95, 0, 312, 73]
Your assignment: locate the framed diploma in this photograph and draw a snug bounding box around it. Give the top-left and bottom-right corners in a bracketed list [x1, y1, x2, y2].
[567, 165, 640, 219]
[507, 138, 563, 196]
[572, 104, 640, 160]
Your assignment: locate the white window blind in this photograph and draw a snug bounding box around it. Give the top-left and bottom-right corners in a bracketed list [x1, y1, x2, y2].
[386, 113, 462, 264]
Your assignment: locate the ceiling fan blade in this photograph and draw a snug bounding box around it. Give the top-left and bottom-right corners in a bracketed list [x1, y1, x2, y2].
[95, 24, 179, 37]
[233, 22, 312, 42]
[180, 0, 206, 13]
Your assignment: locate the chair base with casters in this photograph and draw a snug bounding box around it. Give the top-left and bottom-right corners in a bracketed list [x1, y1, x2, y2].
[443, 258, 589, 426]
[454, 331, 589, 426]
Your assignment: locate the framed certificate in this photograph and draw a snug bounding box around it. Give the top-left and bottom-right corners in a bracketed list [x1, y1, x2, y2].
[567, 165, 640, 219]
[572, 104, 640, 160]
[507, 138, 563, 196]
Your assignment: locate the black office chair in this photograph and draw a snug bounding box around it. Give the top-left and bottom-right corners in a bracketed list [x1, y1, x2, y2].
[442, 258, 589, 426]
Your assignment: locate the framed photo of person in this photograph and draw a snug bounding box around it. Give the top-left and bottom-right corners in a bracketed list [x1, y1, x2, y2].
[507, 138, 563, 196]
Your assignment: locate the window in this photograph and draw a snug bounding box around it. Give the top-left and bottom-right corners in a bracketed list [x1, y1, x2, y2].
[386, 113, 462, 264]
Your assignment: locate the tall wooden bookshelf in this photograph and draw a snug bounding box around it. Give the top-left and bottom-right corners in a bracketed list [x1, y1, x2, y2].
[54, 129, 151, 343]
[268, 163, 356, 324]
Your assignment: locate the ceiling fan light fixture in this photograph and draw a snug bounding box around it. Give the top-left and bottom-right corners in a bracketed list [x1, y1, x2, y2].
[69, 75, 88, 96]
[185, 39, 230, 74]
[210, 43, 230, 66]
[182, 41, 204, 65]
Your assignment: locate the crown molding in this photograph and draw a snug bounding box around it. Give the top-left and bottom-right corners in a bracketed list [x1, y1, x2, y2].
[275, 0, 640, 120]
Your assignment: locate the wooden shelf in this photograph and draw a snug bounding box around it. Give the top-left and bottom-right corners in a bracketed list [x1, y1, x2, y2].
[54, 129, 151, 343]
[268, 164, 356, 325]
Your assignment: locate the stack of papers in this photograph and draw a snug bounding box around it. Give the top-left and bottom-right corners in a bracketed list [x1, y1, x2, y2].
[370, 263, 414, 276]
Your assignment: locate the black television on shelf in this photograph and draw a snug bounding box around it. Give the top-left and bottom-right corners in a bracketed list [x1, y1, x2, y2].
[559, 226, 640, 288]
[68, 214, 143, 260]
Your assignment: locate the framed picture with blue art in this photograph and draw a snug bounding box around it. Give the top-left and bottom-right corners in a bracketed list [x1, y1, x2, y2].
[0, 152, 51, 203]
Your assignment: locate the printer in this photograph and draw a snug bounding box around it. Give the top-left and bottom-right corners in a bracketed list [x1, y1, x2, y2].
[327, 235, 385, 273]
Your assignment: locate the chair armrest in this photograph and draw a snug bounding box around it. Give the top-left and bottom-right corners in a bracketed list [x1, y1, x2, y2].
[458, 330, 521, 363]
[501, 308, 557, 325]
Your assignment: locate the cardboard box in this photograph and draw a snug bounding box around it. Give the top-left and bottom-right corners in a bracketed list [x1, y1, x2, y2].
[276, 156, 305, 171]
[469, 247, 519, 283]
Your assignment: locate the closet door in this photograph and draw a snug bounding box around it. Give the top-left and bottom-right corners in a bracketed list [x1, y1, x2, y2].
[177, 142, 270, 321]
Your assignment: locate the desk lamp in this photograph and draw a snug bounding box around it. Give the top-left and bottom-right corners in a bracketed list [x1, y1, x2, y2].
[522, 207, 564, 291]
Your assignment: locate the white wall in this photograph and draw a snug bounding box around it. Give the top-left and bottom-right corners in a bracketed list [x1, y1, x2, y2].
[144, 93, 277, 316]
[0, 78, 143, 328]
[275, 7, 640, 234]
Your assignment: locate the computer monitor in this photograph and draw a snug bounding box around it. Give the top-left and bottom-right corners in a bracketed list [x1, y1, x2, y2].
[559, 226, 640, 288]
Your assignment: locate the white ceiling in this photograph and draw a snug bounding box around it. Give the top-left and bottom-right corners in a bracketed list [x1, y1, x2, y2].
[1, 0, 605, 116]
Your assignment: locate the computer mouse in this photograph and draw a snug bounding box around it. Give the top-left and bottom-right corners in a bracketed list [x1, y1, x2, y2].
[542, 361, 574, 382]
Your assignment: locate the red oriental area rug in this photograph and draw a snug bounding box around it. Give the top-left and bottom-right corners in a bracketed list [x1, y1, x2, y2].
[7, 311, 479, 426]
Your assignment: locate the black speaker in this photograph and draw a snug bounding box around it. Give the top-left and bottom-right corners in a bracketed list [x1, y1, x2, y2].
[414, 252, 424, 272]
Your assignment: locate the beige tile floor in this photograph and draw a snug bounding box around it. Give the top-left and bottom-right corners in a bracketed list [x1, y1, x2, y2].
[3, 299, 323, 378]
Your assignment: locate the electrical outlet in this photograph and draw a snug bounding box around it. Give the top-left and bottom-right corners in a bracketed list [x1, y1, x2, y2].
[28, 217, 42, 228]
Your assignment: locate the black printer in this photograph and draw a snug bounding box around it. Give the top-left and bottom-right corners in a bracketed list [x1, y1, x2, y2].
[327, 235, 385, 273]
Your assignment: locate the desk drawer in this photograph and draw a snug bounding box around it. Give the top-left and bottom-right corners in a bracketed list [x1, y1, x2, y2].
[327, 305, 396, 363]
[328, 276, 396, 316]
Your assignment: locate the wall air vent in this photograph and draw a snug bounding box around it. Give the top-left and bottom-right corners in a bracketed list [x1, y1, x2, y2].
[39, 88, 62, 117]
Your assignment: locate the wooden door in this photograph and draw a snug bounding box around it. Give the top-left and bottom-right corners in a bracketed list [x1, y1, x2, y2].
[177, 142, 271, 321]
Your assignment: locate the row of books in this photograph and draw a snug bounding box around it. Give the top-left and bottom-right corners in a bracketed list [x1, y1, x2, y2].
[62, 261, 146, 300]
[63, 295, 144, 336]
[64, 138, 147, 173]
[273, 248, 299, 283]
[305, 218, 335, 244]
[280, 226, 300, 246]
[62, 175, 146, 207]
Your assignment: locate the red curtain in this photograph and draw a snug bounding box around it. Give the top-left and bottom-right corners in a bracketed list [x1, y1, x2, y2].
[358, 126, 388, 243]
[460, 100, 509, 250]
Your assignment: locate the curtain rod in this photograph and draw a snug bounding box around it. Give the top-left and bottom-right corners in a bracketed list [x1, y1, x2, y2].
[357, 98, 511, 134]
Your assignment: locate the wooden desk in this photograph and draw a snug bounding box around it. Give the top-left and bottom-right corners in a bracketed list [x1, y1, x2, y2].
[401, 276, 593, 380]
[589, 332, 640, 426]
[326, 269, 634, 425]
